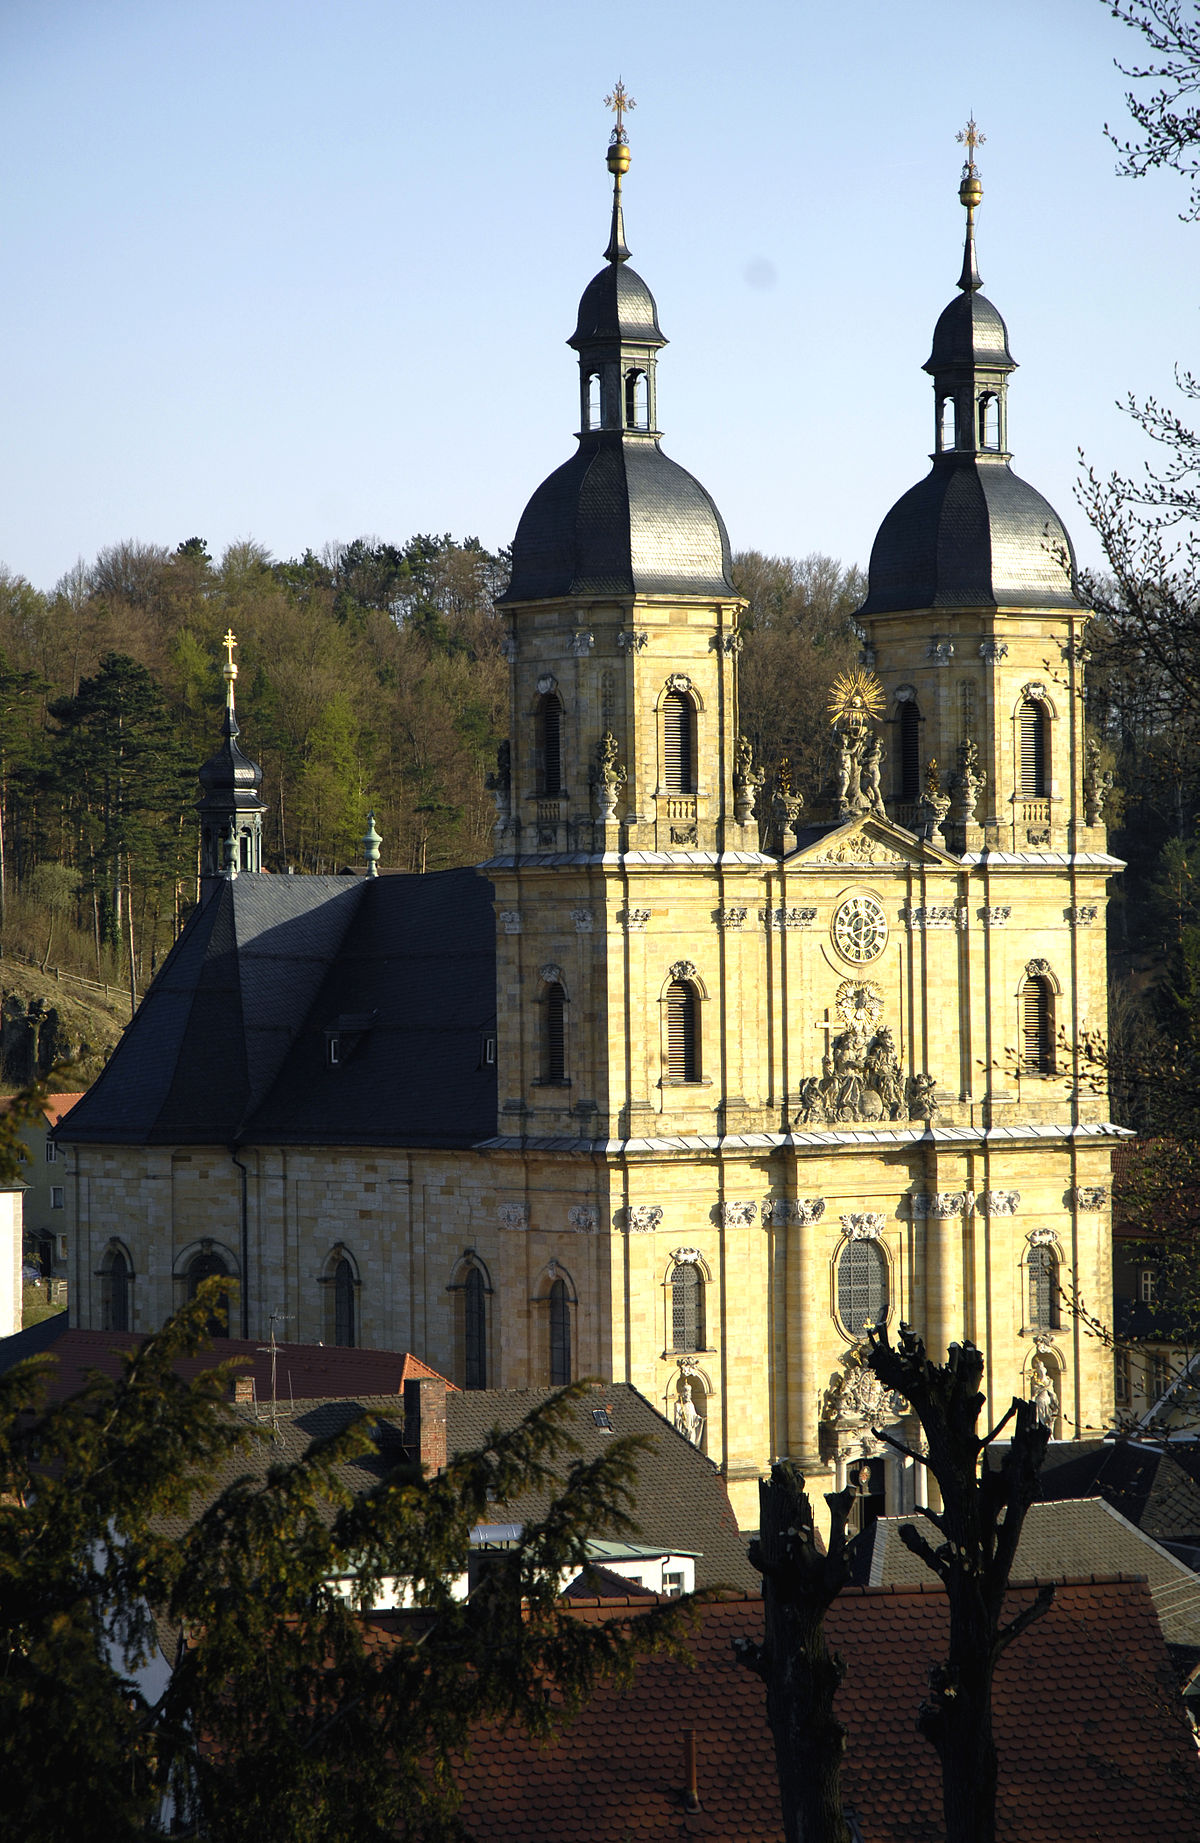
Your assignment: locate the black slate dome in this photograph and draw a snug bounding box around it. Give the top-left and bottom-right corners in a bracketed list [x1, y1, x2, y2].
[926, 288, 1013, 373]
[859, 456, 1079, 615]
[502, 133, 735, 605]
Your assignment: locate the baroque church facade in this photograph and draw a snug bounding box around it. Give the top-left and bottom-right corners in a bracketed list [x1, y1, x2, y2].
[60, 122, 1123, 1526]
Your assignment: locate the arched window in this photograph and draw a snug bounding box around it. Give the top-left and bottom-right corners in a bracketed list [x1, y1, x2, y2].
[542, 981, 566, 1083]
[977, 393, 1000, 449]
[1019, 698, 1049, 796]
[665, 981, 699, 1082]
[671, 1262, 704, 1353]
[587, 371, 601, 428]
[662, 692, 695, 793]
[101, 1246, 130, 1334]
[464, 1266, 487, 1389]
[1021, 976, 1055, 1074]
[187, 1249, 231, 1337]
[938, 395, 955, 450]
[536, 692, 563, 795]
[1028, 1245, 1061, 1330]
[898, 700, 921, 800]
[624, 369, 648, 428]
[836, 1238, 888, 1337]
[333, 1256, 356, 1348]
[549, 1277, 571, 1385]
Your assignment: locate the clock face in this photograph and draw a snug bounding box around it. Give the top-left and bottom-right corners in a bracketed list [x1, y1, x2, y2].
[832, 894, 888, 965]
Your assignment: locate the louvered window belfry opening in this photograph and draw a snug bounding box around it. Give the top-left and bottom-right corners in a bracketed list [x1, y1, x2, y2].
[464, 1267, 486, 1390]
[537, 693, 563, 795]
[662, 692, 695, 793]
[665, 981, 698, 1082]
[1019, 699, 1048, 796]
[837, 1239, 888, 1337]
[549, 1277, 571, 1385]
[898, 701, 921, 800]
[334, 1257, 356, 1348]
[1021, 976, 1054, 1074]
[1028, 1247, 1061, 1330]
[543, 982, 566, 1083]
[671, 1263, 704, 1352]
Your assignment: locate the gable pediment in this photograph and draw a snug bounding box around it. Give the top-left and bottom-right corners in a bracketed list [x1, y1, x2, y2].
[786, 815, 960, 871]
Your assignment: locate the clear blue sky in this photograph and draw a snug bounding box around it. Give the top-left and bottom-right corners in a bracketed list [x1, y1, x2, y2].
[0, 0, 1195, 590]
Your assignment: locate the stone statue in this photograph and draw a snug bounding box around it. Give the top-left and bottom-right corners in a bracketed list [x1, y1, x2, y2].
[916, 758, 952, 844]
[1030, 1357, 1058, 1431]
[485, 739, 511, 825]
[592, 730, 627, 822]
[860, 732, 887, 818]
[732, 733, 766, 826]
[905, 1071, 939, 1123]
[1083, 739, 1114, 827]
[950, 738, 986, 827]
[674, 1379, 703, 1447]
[793, 984, 910, 1127]
[767, 761, 804, 853]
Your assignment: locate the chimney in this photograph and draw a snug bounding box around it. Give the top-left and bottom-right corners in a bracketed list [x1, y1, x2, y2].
[403, 1376, 448, 1474]
[683, 1728, 701, 1812]
[232, 1374, 255, 1406]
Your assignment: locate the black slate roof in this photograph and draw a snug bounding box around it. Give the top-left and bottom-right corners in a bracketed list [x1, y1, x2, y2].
[56, 867, 498, 1150]
[570, 262, 665, 349]
[925, 287, 1014, 374]
[1037, 1438, 1200, 1546]
[503, 430, 734, 603]
[444, 1385, 757, 1593]
[858, 452, 1082, 616]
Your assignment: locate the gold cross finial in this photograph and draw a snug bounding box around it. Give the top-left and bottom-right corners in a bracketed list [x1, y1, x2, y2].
[221, 629, 238, 704]
[956, 116, 985, 173]
[604, 79, 635, 145]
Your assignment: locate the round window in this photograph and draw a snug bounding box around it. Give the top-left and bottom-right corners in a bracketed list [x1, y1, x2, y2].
[832, 894, 888, 965]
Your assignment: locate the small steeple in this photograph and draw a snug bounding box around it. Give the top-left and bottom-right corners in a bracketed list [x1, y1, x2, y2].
[923, 121, 1016, 460]
[196, 630, 266, 896]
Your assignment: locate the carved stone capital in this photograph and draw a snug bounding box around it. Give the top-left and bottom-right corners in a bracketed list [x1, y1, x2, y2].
[903, 904, 964, 931]
[625, 1204, 663, 1233]
[841, 1212, 886, 1240]
[711, 632, 743, 656]
[763, 1197, 826, 1227]
[497, 1203, 529, 1232]
[981, 905, 1011, 927]
[927, 639, 954, 664]
[717, 1200, 757, 1228]
[1066, 905, 1099, 926]
[1069, 1186, 1109, 1212]
[571, 909, 594, 933]
[617, 629, 649, 653]
[759, 906, 817, 930]
[981, 1189, 1020, 1216]
[978, 639, 1009, 662]
[620, 908, 651, 931]
[912, 1192, 971, 1219]
[499, 634, 518, 663]
[571, 630, 594, 656]
[567, 1205, 598, 1233]
[719, 907, 748, 930]
[498, 909, 521, 934]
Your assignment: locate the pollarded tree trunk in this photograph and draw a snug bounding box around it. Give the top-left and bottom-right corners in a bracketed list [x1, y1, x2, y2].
[736, 1462, 855, 1843]
[866, 1326, 1053, 1843]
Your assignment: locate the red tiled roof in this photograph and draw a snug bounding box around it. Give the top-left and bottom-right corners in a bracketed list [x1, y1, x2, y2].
[0, 1322, 454, 1404]
[449, 1581, 1200, 1842]
[0, 1090, 85, 1125]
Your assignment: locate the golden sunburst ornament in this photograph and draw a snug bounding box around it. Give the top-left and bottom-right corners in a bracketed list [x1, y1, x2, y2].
[827, 668, 886, 731]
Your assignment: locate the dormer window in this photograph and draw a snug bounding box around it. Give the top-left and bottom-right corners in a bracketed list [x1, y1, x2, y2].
[324, 1012, 378, 1068]
[327, 1036, 341, 1067]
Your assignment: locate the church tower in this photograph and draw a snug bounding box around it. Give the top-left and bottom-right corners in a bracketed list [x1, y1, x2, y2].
[196, 630, 266, 896]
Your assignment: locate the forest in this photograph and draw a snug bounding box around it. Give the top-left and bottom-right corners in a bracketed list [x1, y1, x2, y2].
[0, 535, 860, 997]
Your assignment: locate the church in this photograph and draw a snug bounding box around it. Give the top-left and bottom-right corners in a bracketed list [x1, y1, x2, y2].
[58, 111, 1123, 1528]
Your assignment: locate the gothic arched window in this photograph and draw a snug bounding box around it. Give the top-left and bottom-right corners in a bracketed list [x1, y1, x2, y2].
[1028, 1245, 1061, 1330]
[1021, 976, 1055, 1075]
[187, 1249, 231, 1337]
[662, 692, 695, 794]
[101, 1246, 130, 1334]
[898, 700, 921, 800]
[334, 1256, 356, 1348]
[542, 980, 566, 1084]
[665, 981, 699, 1082]
[464, 1266, 487, 1390]
[549, 1277, 571, 1385]
[836, 1238, 888, 1336]
[536, 692, 563, 795]
[1019, 698, 1049, 796]
[671, 1261, 704, 1353]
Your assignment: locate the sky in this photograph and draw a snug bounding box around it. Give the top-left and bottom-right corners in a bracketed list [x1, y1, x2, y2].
[0, 0, 1197, 591]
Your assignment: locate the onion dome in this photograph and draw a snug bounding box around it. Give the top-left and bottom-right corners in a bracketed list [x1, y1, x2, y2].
[502, 109, 733, 604]
[858, 141, 1081, 617]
